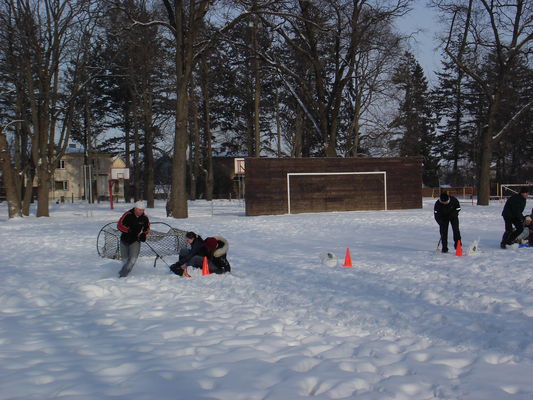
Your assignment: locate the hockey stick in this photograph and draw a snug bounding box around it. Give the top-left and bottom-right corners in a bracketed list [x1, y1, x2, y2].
[435, 238, 441, 253]
[144, 241, 171, 268]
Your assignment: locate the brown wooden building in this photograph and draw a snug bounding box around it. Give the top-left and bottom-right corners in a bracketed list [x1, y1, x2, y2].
[245, 157, 422, 216]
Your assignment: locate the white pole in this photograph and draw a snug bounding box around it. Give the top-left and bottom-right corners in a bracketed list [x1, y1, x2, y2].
[383, 172, 387, 211]
[287, 174, 291, 214]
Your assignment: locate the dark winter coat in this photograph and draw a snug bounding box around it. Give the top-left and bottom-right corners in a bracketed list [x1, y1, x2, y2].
[176, 236, 205, 267]
[170, 236, 231, 275]
[434, 196, 461, 224]
[502, 193, 527, 220]
[117, 208, 150, 244]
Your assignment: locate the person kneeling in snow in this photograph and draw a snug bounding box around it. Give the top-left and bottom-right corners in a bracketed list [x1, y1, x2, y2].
[169, 232, 204, 276]
[170, 236, 231, 277]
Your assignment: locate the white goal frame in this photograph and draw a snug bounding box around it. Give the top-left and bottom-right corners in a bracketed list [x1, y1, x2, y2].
[499, 183, 533, 198]
[286, 171, 387, 214]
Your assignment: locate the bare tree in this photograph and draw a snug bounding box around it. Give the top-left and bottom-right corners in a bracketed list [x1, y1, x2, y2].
[119, 0, 251, 218]
[0, 120, 23, 217]
[258, 0, 410, 156]
[433, 0, 533, 205]
[2, 0, 101, 216]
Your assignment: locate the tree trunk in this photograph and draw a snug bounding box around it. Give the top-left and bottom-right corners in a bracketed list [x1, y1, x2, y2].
[144, 128, 155, 208]
[133, 104, 141, 202]
[168, 88, 189, 218]
[123, 102, 132, 203]
[275, 88, 282, 157]
[200, 56, 213, 201]
[477, 100, 499, 205]
[21, 170, 33, 215]
[143, 94, 155, 208]
[293, 107, 303, 157]
[0, 132, 22, 218]
[36, 166, 50, 217]
[251, 14, 261, 157]
[189, 88, 200, 200]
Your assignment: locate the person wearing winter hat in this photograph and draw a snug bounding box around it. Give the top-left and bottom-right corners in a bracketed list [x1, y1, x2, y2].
[434, 191, 462, 253]
[500, 187, 529, 249]
[171, 235, 231, 277]
[116, 201, 150, 277]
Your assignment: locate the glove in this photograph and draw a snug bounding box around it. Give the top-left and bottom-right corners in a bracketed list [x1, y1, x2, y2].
[139, 233, 147, 242]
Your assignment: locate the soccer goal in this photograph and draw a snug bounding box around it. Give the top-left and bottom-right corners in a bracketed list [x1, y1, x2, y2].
[286, 171, 387, 214]
[499, 183, 533, 199]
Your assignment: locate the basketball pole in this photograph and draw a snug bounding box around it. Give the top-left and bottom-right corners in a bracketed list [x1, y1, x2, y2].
[109, 179, 117, 209]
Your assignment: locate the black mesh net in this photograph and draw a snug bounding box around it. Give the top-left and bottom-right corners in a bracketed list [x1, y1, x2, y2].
[97, 222, 189, 260]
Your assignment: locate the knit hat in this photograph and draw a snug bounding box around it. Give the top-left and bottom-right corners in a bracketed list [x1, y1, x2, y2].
[204, 237, 218, 250]
[134, 200, 146, 210]
[519, 186, 529, 194]
[439, 192, 450, 203]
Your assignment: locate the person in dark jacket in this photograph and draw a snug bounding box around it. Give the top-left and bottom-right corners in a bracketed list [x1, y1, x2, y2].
[117, 201, 150, 277]
[171, 236, 230, 277]
[434, 192, 461, 253]
[500, 186, 529, 248]
[169, 232, 204, 277]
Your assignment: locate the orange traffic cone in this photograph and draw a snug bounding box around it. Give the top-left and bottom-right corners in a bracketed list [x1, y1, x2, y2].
[455, 240, 463, 257]
[202, 256, 211, 275]
[343, 248, 352, 267]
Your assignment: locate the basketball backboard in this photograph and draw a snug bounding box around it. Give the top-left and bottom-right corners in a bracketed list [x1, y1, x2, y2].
[110, 168, 130, 180]
[234, 158, 245, 175]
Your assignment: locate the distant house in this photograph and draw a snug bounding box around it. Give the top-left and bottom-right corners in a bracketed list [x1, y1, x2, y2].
[50, 145, 126, 202]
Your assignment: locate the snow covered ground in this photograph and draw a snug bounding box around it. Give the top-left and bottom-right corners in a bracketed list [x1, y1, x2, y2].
[0, 197, 532, 400]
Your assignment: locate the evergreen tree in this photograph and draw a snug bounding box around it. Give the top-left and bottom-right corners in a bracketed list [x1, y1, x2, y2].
[432, 56, 471, 186]
[391, 52, 438, 186]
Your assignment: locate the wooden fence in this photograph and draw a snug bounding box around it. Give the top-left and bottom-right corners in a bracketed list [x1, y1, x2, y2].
[245, 157, 422, 216]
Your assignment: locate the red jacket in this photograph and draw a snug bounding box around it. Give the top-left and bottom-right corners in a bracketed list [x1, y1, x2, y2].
[117, 208, 150, 244]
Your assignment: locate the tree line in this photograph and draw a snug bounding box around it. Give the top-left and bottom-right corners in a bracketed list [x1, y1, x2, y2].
[0, 0, 531, 218]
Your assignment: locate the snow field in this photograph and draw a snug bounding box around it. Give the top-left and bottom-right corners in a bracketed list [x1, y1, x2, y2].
[0, 198, 532, 399]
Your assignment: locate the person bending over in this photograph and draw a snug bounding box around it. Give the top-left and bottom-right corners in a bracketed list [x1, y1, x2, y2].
[434, 192, 461, 253]
[169, 231, 204, 277]
[500, 187, 529, 249]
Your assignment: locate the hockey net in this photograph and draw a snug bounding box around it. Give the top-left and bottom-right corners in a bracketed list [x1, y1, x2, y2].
[97, 221, 189, 260]
[500, 183, 533, 198]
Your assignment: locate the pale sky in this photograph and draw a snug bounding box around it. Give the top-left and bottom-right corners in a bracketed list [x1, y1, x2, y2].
[395, 0, 443, 84]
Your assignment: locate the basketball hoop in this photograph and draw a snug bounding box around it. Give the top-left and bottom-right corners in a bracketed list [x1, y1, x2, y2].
[109, 168, 130, 209]
[110, 168, 130, 180]
[234, 158, 245, 175]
